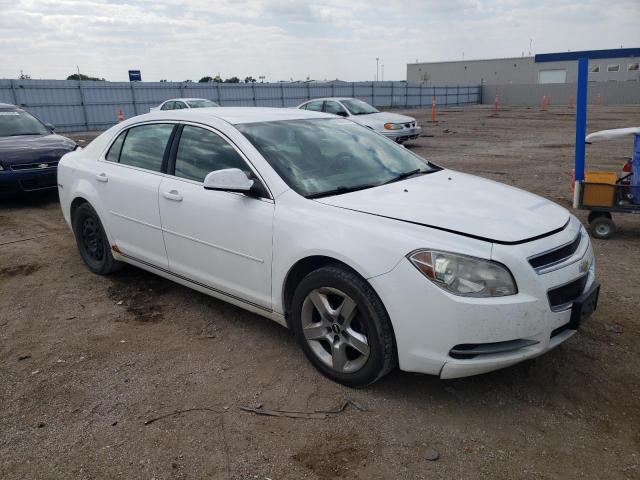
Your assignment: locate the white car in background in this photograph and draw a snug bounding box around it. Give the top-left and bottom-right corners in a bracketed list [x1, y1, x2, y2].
[57, 107, 599, 387]
[297, 97, 422, 143]
[150, 98, 219, 112]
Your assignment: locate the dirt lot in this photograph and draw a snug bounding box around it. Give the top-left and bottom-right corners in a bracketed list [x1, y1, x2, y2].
[1, 105, 639, 480]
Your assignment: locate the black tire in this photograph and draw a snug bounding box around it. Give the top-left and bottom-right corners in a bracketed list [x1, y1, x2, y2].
[590, 216, 616, 240]
[587, 211, 611, 223]
[290, 264, 397, 387]
[72, 202, 123, 274]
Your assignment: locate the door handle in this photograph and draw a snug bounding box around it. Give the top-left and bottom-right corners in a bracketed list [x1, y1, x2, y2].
[162, 190, 183, 202]
[95, 172, 108, 183]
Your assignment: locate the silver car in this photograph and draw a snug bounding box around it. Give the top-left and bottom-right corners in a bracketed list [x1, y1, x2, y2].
[297, 97, 422, 144]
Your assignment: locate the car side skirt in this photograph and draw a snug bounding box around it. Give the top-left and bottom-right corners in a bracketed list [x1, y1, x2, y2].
[114, 249, 288, 328]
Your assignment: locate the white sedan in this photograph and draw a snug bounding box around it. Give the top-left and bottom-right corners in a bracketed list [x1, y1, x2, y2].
[58, 107, 599, 386]
[297, 97, 422, 143]
[150, 98, 219, 112]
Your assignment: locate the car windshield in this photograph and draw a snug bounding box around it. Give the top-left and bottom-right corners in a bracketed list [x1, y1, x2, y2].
[0, 110, 50, 137]
[341, 99, 379, 115]
[237, 118, 437, 198]
[186, 99, 219, 108]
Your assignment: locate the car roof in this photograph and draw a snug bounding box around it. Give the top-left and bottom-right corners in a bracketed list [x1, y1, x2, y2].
[163, 98, 214, 103]
[139, 107, 335, 125]
[301, 97, 357, 103]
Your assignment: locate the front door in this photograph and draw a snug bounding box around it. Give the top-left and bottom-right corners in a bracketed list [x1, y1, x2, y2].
[158, 124, 274, 309]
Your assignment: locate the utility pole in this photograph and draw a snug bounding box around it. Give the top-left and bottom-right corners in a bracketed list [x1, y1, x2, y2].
[381, 64, 384, 82]
[376, 57, 379, 82]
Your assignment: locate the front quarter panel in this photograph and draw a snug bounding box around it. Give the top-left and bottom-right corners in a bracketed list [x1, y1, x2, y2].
[271, 189, 493, 314]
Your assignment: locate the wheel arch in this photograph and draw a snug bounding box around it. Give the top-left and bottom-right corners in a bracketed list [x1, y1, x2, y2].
[281, 255, 394, 334]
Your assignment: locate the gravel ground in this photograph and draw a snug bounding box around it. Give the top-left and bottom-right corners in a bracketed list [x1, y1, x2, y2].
[1, 105, 639, 480]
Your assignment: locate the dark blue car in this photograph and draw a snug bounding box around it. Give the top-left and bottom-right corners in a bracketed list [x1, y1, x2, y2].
[0, 103, 77, 198]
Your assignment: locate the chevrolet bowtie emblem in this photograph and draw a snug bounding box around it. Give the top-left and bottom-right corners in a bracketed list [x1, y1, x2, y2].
[37, 163, 48, 169]
[579, 258, 590, 273]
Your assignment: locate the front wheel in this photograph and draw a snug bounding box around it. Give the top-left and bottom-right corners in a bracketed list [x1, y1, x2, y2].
[72, 202, 123, 274]
[290, 264, 397, 387]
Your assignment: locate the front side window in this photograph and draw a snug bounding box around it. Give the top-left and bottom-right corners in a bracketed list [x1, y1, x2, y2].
[238, 118, 437, 198]
[304, 100, 324, 112]
[118, 124, 174, 172]
[160, 101, 174, 110]
[175, 102, 187, 109]
[0, 110, 50, 137]
[174, 125, 248, 182]
[341, 99, 379, 115]
[324, 101, 348, 116]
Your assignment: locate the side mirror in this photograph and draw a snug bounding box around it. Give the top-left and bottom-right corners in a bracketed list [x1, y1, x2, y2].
[45, 123, 56, 131]
[204, 168, 254, 193]
[336, 111, 348, 117]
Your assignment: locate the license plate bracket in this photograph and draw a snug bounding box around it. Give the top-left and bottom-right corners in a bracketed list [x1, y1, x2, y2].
[569, 281, 600, 329]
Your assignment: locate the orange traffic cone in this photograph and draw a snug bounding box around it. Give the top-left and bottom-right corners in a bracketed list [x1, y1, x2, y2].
[492, 95, 499, 113]
[117, 108, 125, 122]
[540, 95, 547, 111]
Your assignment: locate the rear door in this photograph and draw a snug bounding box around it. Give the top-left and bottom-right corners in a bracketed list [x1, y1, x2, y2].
[96, 122, 176, 268]
[158, 124, 274, 308]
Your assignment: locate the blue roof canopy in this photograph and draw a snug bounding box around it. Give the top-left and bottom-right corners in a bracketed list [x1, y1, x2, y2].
[535, 48, 640, 63]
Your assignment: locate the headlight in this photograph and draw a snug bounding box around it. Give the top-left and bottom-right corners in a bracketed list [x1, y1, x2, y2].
[384, 123, 402, 130]
[408, 250, 518, 297]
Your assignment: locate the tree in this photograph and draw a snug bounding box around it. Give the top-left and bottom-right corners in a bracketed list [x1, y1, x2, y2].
[198, 76, 213, 83]
[224, 76, 240, 83]
[244, 76, 256, 83]
[183, 79, 193, 83]
[66, 73, 105, 81]
[18, 70, 31, 80]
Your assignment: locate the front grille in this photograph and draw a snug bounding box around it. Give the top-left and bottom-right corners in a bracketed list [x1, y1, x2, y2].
[548, 275, 588, 310]
[403, 122, 415, 129]
[19, 173, 57, 190]
[529, 232, 582, 271]
[10, 160, 59, 171]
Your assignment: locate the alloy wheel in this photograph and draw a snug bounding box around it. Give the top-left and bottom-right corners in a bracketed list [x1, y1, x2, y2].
[300, 287, 370, 373]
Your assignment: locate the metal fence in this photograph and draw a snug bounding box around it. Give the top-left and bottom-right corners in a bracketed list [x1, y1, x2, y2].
[0, 79, 481, 132]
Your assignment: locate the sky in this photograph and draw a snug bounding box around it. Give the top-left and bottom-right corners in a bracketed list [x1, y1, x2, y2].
[1, 0, 639, 82]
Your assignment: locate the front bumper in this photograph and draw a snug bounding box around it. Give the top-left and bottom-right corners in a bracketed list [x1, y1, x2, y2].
[0, 167, 58, 197]
[369, 224, 597, 379]
[381, 125, 422, 142]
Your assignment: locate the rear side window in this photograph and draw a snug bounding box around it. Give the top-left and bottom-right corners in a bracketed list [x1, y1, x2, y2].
[105, 131, 125, 162]
[305, 100, 324, 112]
[160, 101, 174, 110]
[118, 124, 174, 172]
[173, 125, 247, 182]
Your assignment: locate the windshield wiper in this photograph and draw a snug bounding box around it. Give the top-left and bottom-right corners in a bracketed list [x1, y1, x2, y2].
[306, 183, 378, 199]
[382, 168, 429, 185]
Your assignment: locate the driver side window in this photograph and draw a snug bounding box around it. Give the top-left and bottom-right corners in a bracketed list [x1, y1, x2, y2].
[173, 126, 249, 182]
[324, 101, 348, 116]
[161, 101, 174, 110]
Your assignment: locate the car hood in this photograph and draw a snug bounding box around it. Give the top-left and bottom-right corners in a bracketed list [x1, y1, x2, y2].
[0, 134, 76, 165]
[315, 170, 570, 244]
[352, 112, 416, 127]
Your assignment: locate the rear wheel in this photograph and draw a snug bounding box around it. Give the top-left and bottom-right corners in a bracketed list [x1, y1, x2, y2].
[590, 216, 616, 240]
[290, 264, 397, 387]
[72, 203, 123, 274]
